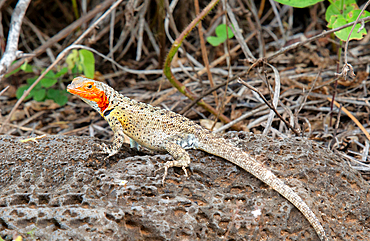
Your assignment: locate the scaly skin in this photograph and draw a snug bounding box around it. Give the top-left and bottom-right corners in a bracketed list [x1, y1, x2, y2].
[67, 77, 328, 241]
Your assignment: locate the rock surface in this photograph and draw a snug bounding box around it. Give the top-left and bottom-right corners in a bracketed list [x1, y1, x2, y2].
[0, 132, 369, 240]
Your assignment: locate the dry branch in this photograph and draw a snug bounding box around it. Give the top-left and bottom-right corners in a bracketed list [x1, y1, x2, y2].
[0, 0, 31, 81]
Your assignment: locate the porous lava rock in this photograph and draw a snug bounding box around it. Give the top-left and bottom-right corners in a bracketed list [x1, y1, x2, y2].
[0, 133, 369, 240]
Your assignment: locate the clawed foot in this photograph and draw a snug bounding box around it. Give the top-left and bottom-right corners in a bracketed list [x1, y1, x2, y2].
[93, 143, 118, 160]
[155, 161, 188, 185]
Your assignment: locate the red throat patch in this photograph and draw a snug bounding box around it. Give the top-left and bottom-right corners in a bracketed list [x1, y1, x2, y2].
[94, 90, 109, 112]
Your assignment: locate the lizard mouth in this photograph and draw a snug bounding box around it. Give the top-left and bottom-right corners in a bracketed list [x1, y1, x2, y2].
[66, 83, 74, 91]
[67, 83, 80, 95]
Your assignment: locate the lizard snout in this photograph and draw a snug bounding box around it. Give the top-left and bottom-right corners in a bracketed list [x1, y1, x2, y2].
[67, 83, 76, 92]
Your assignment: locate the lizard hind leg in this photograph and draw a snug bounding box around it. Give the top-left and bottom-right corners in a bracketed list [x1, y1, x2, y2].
[159, 141, 192, 185]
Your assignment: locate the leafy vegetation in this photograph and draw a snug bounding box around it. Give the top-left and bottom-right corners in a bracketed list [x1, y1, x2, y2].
[326, 0, 370, 40]
[15, 66, 69, 105]
[11, 49, 95, 106]
[275, 0, 370, 41]
[66, 49, 95, 78]
[273, 0, 324, 8]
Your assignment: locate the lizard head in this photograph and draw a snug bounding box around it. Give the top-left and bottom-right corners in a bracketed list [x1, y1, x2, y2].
[67, 77, 109, 113]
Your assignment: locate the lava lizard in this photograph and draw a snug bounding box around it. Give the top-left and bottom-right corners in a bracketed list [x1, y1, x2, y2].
[67, 76, 328, 241]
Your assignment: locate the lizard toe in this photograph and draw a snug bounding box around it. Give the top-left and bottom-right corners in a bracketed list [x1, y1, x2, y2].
[156, 160, 189, 185]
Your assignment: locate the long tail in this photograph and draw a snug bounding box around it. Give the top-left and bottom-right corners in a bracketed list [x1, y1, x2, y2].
[198, 138, 328, 241]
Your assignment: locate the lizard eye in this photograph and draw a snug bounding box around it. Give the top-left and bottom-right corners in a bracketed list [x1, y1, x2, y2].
[86, 84, 93, 89]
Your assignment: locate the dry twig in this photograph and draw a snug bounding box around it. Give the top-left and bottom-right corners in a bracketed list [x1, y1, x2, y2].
[0, 0, 124, 133]
[237, 77, 299, 135]
[0, 0, 31, 81]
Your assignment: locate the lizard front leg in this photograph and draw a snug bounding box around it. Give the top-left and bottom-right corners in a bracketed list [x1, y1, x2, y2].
[100, 112, 125, 159]
[160, 141, 191, 185]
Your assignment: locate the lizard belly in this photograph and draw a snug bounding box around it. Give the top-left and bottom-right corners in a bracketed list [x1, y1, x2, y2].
[131, 131, 170, 151]
[128, 130, 199, 152]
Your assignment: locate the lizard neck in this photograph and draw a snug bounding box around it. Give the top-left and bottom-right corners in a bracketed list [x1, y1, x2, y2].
[101, 87, 135, 114]
[85, 84, 116, 114]
[97, 92, 109, 113]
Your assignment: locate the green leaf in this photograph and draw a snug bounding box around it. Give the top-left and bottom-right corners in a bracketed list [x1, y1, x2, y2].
[326, 1, 354, 26]
[5, 61, 21, 78]
[325, 0, 370, 41]
[274, 0, 323, 8]
[333, 10, 370, 40]
[206, 24, 235, 47]
[332, 16, 348, 39]
[31, 88, 46, 102]
[76, 63, 84, 73]
[79, 49, 95, 78]
[41, 78, 58, 88]
[26, 77, 37, 84]
[327, 15, 337, 29]
[66, 49, 79, 70]
[16, 85, 32, 100]
[43, 70, 55, 78]
[20, 62, 34, 73]
[55, 67, 68, 78]
[71, 64, 79, 74]
[26, 77, 43, 89]
[206, 36, 225, 47]
[47, 89, 68, 106]
[215, 24, 234, 39]
[4, 67, 20, 78]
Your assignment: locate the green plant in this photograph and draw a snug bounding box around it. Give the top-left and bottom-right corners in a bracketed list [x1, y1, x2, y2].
[326, 0, 370, 40]
[273, 0, 323, 8]
[12, 49, 95, 106]
[274, 0, 370, 41]
[16, 66, 69, 105]
[5, 60, 34, 77]
[66, 49, 95, 78]
[206, 23, 235, 46]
